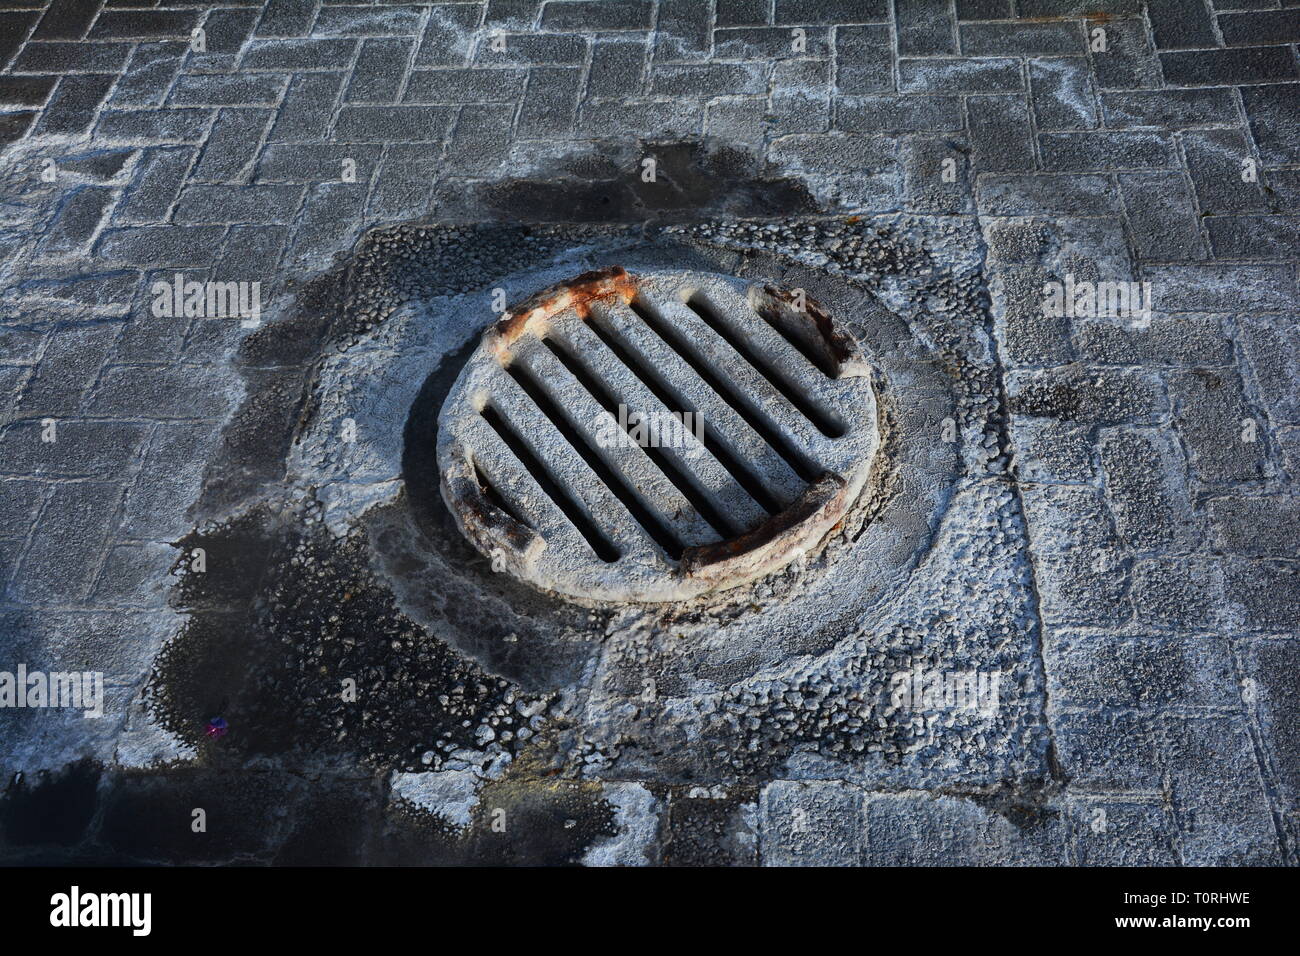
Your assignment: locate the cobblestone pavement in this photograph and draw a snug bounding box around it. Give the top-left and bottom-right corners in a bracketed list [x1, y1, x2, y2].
[0, 0, 1297, 865]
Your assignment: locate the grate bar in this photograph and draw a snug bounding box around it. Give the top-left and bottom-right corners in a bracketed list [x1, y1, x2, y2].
[552, 319, 772, 532]
[479, 362, 670, 563]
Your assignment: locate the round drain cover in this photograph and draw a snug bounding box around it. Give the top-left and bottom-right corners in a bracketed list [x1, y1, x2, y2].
[436, 267, 879, 603]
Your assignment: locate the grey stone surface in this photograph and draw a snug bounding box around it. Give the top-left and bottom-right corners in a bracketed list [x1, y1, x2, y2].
[0, 0, 1296, 868]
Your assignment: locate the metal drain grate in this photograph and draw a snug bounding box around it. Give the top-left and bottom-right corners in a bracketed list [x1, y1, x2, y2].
[437, 267, 879, 603]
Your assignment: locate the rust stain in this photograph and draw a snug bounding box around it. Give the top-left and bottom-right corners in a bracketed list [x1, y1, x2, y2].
[488, 266, 638, 358]
[757, 284, 855, 371]
[681, 474, 847, 575]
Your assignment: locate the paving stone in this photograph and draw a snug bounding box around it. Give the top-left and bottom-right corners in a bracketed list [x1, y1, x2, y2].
[769, 60, 831, 135]
[94, 108, 213, 144]
[716, 0, 769, 27]
[1040, 130, 1177, 170]
[1224, 558, 1300, 631]
[1009, 418, 1094, 482]
[865, 793, 1064, 865]
[11, 41, 133, 74]
[118, 423, 219, 540]
[955, 0, 1011, 17]
[1160, 47, 1299, 86]
[576, 98, 701, 138]
[967, 96, 1034, 172]
[476, 32, 587, 66]
[517, 66, 581, 138]
[1022, 484, 1117, 555]
[12, 271, 139, 312]
[13, 323, 122, 418]
[57, 148, 134, 180]
[1146, 0, 1217, 49]
[313, 5, 426, 37]
[267, 72, 345, 142]
[1008, 366, 1166, 424]
[37, 186, 115, 257]
[651, 63, 766, 98]
[256, 0, 319, 38]
[405, 66, 526, 102]
[1183, 128, 1274, 214]
[1207, 496, 1300, 558]
[416, 3, 483, 66]
[287, 181, 368, 266]
[168, 72, 287, 107]
[190, 8, 262, 62]
[32, 73, 116, 136]
[1033, 548, 1130, 627]
[445, 103, 515, 173]
[704, 96, 767, 152]
[1163, 715, 1280, 865]
[0, 12, 40, 71]
[173, 184, 304, 224]
[1100, 426, 1198, 551]
[774, 0, 888, 24]
[1240, 84, 1300, 166]
[1052, 711, 1161, 790]
[1028, 56, 1097, 131]
[1206, 215, 1300, 259]
[759, 780, 863, 866]
[1077, 313, 1230, 367]
[1100, 88, 1238, 128]
[1238, 315, 1300, 424]
[901, 134, 970, 214]
[96, 225, 228, 267]
[1147, 263, 1293, 311]
[113, 147, 194, 225]
[89, 541, 176, 607]
[0, 75, 58, 108]
[994, 267, 1072, 366]
[1070, 800, 1177, 866]
[334, 105, 453, 142]
[484, 0, 539, 30]
[0, 111, 39, 146]
[899, 56, 1022, 93]
[213, 223, 292, 289]
[192, 108, 272, 182]
[7, 482, 122, 604]
[836, 94, 963, 132]
[767, 133, 895, 175]
[1241, 638, 1300, 812]
[1219, 9, 1300, 46]
[539, 0, 652, 31]
[256, 142, 383, 182]
[586, 38, 646, 99]
[345, 37, 414, 103]
[979, 173, 1120, 216]
[1046, 632, 1236, 710]
[1087, 19, 1159, 90]
[895, 0, 956, 56]
[1116, 172, 1209, 260]
[243, 38, 357, 70]
[108, 42, 188, 107]
[836, 25, 893, 94]
[0, 479, 46, 539]
[961, 21, 1083, 55]
[88, 363, 237, 419]
[1169, 369, 1268, 484]
[1130, 558, 1223, 630]
[713, 26, 831, 59]
[32, 0, 100, 41]
[88, 10, 203, 40]
[0, 420, 147, 481]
